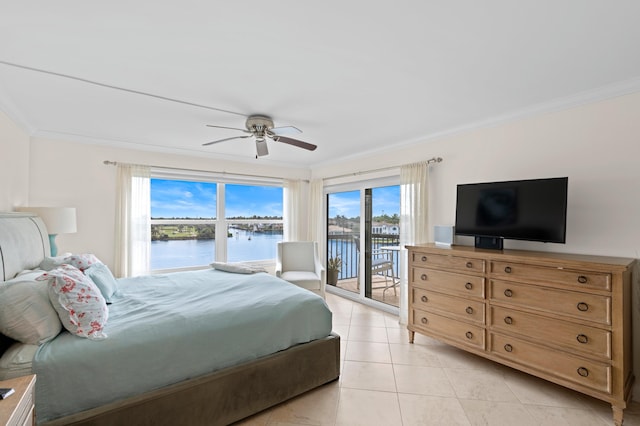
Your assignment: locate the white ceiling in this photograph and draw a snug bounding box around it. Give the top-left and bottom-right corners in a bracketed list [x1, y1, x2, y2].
[1, 1, 640, 168]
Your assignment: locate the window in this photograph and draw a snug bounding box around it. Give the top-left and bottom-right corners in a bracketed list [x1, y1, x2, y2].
[225, 184, 283, 262]
[150, 178, 283, 271]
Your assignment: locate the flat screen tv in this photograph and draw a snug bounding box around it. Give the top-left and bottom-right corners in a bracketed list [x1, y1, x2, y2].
[455, 177, 568, 250]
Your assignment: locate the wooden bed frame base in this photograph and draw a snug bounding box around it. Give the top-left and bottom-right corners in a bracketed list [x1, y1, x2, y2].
[42, 333, 340, 426]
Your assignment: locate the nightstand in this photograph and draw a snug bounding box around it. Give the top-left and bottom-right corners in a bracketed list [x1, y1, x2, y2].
[0, 375, 36, 426]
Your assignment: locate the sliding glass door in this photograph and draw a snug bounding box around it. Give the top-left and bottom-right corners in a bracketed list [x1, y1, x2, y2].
[366, 185, 400, 305]
[327, 190, 360, 295]
[326, 182, 400, 308]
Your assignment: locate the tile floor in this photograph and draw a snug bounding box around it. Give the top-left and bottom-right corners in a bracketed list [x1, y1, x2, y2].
[238, 293, 640, 425]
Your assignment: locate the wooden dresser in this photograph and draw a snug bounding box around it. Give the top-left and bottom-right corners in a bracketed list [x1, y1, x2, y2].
[407, 244, 635, 426]
[0, 374, 36, 426]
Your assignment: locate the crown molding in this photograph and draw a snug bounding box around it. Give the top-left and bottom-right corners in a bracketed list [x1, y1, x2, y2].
[31, 129, 311, 171]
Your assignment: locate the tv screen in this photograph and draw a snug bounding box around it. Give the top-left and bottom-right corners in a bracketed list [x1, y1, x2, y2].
[455, 177, 568, 244]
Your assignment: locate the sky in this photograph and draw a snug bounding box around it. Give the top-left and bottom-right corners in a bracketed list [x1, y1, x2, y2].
[152, 179, 398, 219]
[151, 179, 283, 218]
[328, 185, 400, 218]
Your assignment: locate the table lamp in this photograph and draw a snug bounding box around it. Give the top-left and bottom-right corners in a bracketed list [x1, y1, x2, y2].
[16, 207, 77, 256]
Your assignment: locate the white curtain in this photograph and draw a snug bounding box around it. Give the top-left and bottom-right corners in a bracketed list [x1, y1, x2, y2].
[283, 179, 306, 241]
[115, 164, 151, 278]
[399, 162, 430, 324]
[308, 178, 325, 253]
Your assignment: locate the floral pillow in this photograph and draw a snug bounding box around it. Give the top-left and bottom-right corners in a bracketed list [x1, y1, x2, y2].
[39, 253, 102, 272]
[36, 264, 108, 340]
[64, 254, 102, 272]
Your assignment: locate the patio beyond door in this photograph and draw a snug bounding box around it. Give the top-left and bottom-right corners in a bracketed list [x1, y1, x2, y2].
[327, 185, 400, 307]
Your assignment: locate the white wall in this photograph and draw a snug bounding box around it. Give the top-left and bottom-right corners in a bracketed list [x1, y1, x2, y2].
[0, 111, 30, 210]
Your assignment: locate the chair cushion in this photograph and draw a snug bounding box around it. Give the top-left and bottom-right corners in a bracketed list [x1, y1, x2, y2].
[280, 271, 321, 290]
[372, 258, 392, 267]
[280, 243, 317, 272]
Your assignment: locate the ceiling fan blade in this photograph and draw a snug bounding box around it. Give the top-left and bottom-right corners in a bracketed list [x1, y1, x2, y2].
[256, 139, 269, 157]
[273, 136, 317, 151]
[202, 135, 251, 146]
[206, 124, 250, 133]
[270, 126, 302, 136]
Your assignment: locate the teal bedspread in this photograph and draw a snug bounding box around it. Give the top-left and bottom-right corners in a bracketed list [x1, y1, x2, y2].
[33, 269, 332, 423]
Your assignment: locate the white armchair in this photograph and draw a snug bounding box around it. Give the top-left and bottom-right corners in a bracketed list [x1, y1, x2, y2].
[276, 241, 325, 298]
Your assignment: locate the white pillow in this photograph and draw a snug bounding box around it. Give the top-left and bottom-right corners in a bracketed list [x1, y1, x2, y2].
[210, 262, 267, 274]
[84, 263, 119, 303]
[37, 264, 108, 340]
[13, 269, 46, 281]
[0, 342, 39, 380]
[0, 277, 62, 344]
[64, 254, 102, 271]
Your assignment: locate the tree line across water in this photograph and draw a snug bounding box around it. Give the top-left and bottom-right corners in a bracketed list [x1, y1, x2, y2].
[151, 222, 283, 241]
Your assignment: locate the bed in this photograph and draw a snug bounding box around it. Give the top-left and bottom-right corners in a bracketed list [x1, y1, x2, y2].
[0, 212, 340, 425]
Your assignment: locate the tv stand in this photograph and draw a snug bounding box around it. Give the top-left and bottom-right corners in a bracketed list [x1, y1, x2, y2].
[474, 236, 503, 250]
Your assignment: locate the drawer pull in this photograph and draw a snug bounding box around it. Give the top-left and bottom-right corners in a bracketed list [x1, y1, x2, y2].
[421, 317, 428, 324]
[465, 306, 474, 314]
[465, 282, 473, 290]
[504, 289, 513, 297]
[577, 367, 589, 377]
[577, 302, 589, 312]
[504, 266, 512, 273]
[465, 331, 473, 339]
[576, 334, 589, 344]
[504, 316, 513, 325]
[504, 344, 513, 352]
[421, 274, 428, 281]
[421, 256, 427, 262]
[466, 261, 473, 268]
[577, 275, 588, 284]
[421, 295, 428, 303]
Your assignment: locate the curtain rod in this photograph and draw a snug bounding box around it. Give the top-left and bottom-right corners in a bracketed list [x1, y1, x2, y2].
[104, 156, 442, 183]
[323, 156, 442, 181]
[102, 160, 292, 182]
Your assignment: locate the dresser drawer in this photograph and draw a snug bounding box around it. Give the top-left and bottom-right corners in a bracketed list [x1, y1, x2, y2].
[411, 251, 485, 274]
[411, 267, 485, 298]
[490, 333, 611, 394]
[490, 280, 611, 326]
[489, 306, 611, 360]
[411, 308, 485, 350]
[491, 261, 611, 291]
[413, 288, 485, 324]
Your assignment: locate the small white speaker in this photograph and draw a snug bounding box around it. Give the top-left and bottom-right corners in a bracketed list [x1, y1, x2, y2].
[434, 225, 454, 246]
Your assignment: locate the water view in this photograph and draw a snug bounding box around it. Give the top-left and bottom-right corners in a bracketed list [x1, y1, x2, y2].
[151, 230, 394, 279]
[150, 229, 282, 270]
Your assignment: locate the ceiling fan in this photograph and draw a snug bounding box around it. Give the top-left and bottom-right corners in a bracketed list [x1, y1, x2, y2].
[203, 115, 317, 157]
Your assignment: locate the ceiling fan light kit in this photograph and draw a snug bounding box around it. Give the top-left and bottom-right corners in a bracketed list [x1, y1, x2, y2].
[204, 115, 317, 158]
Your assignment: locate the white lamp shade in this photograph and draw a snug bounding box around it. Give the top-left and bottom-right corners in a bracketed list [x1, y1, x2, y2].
[16, 207, 77, 234]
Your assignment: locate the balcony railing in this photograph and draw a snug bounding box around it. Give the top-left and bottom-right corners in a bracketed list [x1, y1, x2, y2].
[327, 233, 400, 280]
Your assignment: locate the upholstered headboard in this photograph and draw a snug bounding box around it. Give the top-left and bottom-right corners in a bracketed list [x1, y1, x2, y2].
[0, 212, 50, 281]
